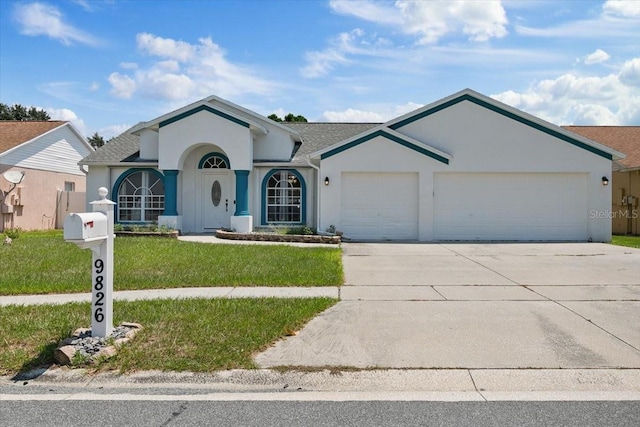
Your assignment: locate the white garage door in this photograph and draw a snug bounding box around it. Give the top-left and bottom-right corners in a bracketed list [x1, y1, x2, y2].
[341, 172, 418, 240]
[434, 173, 588, 241]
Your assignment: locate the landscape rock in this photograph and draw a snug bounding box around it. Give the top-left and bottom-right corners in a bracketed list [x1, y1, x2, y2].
[53, 345, 77, 365]
[54, 323, 143, 366]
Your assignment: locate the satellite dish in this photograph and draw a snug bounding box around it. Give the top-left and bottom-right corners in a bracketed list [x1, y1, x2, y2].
[3, 171, 25, 184]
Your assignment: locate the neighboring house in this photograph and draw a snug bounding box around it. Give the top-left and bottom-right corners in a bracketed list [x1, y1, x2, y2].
[81, 89, 623, 242]
[563, 126, 639, 235]
[0, 121, 93, 231]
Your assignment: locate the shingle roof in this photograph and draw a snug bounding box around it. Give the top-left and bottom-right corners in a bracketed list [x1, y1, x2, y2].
[284, 122, 380, 163]
[563, 126, 640, 171]
[82, 122, 381, 165]
[80, 127, 142, 164]
[0, 121, 66, 154]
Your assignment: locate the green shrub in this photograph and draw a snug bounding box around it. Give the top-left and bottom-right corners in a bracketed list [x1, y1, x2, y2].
[285, 226, 316, 235]
[3, 227, 22, 239]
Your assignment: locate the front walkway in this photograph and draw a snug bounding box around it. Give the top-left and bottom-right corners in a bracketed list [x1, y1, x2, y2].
[0, 286, 339, 306]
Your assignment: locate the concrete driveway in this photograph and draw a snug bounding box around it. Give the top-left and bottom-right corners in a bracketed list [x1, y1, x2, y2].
[256, 243, 640, 369]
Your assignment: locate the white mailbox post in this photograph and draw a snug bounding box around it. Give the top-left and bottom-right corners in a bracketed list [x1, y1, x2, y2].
[63, 187, 116, 338]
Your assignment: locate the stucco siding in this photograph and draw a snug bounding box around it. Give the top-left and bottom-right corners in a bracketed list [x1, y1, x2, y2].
[253, 126, 296, 161]
[0, 166, 86, 231]
[159, 110, 252, 170]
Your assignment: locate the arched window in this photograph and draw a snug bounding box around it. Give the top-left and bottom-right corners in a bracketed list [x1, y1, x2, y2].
[198, 153, 230, 169]
[115, 170, 165, 222]
[263, 170, 305, 224]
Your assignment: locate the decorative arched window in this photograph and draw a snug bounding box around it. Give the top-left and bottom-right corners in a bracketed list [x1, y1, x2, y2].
[198, 153, 230, 169]
[115, 170, 165, 222]
[263, 170, 305, 224]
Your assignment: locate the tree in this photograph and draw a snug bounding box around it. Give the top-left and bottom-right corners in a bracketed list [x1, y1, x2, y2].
[0, 103, 50, 121]
[268, 113, 307, 123]
[87, 132, 105, 149]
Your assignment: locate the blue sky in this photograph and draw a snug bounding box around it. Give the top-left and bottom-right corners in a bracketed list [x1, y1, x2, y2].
[1, 0, 638, 139]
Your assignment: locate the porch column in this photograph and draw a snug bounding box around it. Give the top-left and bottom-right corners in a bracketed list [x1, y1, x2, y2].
[158, 169, 182, 231]
[234, 170, 250, 216]
[231, 170, 252, 233]
[163, 170, 179, 216]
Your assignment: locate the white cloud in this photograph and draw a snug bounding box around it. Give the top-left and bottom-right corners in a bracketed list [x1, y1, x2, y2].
[137, 33, 195, 62]
[300, 28, 402, 78]
[99, 124, 131, 140]
[619, 58, 640, 87]
[120, 62, 138, 70]
[584, 49, 610, 65]
[320, 102, 423, 122]
[13, 2, 100, 47]
[71, 0, 92, 12]
[300, 29, 364, 78]
[603, 0, 640, 17]
[108, 34, 275, 102]
[89, 81, 99, 92]
[516, 0, 640, 39]
[108, 72, 136, 99]
[329, 0, 402, 26]
[46, 107, 87, 134]
[329, 0, 508, 44]
[398, 0, 508, 43]
[492, 58, 640, 125]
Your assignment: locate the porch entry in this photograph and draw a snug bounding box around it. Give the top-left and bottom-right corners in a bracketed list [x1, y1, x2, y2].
[202, 172, 232, 229]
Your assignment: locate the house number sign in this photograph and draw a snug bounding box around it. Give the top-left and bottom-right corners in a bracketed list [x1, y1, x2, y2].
[93, 259, 106, 323]
[63, 187, 115, 338]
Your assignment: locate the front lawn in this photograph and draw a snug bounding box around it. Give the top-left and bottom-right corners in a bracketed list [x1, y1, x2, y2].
[0, 297, 337, 375]
[611, 235, 640, 249]
[0, 230, 343, 295]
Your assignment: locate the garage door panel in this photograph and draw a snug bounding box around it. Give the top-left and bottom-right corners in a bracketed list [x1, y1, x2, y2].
[434, 173, 588, 241]
[341, 172, 418, 240]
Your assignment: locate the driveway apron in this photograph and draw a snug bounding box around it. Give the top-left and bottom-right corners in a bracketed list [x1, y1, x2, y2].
[255, 243, 640, 369]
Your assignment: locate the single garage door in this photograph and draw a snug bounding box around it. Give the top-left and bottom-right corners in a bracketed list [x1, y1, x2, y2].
[341, 172, 418, 240]
[434, 173, 588, 241]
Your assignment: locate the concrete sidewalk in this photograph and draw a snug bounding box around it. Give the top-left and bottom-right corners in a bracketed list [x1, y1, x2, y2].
[0, 286, 340, 306]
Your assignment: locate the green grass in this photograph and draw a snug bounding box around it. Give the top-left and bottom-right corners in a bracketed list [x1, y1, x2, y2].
[0, 230, 343, 295]
[0, 297, 337, 375]
[611, 235, 640, 249]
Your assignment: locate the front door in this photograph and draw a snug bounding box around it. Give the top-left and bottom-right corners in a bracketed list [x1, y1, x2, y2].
[202, 172, 231, 229]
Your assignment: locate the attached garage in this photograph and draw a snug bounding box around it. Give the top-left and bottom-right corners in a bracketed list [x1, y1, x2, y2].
[341, 172, 418, 240]
[433, 173, 588, 241]
[312, 89, 622, 242]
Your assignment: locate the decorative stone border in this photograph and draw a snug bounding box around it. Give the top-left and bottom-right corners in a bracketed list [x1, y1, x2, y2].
[54, 322, 143, 366]
[216, 229, 341, 244]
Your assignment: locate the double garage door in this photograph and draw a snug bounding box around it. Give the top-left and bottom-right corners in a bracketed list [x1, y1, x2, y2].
[340, 172, 588, 241]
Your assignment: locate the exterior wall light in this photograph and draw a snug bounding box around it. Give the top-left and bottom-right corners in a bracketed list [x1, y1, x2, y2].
[602, 176, 609, 186]
[324, 177, 330, 186]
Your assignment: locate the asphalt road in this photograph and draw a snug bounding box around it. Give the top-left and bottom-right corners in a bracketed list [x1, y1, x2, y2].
[2, 399, 639, 426]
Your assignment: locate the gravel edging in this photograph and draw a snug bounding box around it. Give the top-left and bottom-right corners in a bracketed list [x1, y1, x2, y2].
[53, 322, 143, 366]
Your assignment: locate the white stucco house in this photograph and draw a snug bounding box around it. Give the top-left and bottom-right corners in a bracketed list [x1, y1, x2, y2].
[80, 89, 623, 242]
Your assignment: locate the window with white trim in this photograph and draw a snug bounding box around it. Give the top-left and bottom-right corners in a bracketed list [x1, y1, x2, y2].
[266, 170, 302, 223]
[117, 171, 165, 222]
